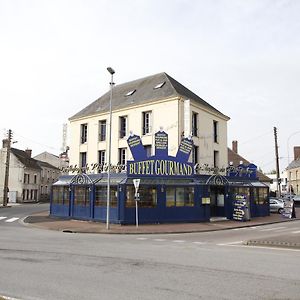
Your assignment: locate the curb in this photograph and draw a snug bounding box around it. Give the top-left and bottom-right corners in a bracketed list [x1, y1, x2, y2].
[246, 240, 300, 249]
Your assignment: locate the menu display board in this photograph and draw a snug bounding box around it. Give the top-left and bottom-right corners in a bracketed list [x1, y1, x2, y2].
[233, 194, 250, 221]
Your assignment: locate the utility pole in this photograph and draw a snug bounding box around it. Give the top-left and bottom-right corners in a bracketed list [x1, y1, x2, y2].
[274, 127, 281, 197]
[3, 129, 12, 207]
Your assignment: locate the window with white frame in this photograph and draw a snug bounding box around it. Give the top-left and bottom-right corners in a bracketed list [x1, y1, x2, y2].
[119, 116, 127, 138]
[98, 150, 106, 165]
[142, 111, 152, 135]
[118, 148, 126, 165]
[80, 123, 88, 144]
[192, 112, 198, 137]
[213, 120, 218, 143]
[99, 120, 106, 141]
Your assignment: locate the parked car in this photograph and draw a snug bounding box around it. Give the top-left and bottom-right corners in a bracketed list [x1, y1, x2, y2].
[293, 195, 300, 206]
[269, 198, 284, 214]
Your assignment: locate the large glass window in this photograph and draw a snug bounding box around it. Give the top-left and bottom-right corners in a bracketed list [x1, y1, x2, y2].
[52, 186, 70, 205]
[166, 187, 194, 207]
[95, 186, 117, 207]
[74, 186, 90, 206]
[126, 186, 157, 208]
[253, 187, 268, 205]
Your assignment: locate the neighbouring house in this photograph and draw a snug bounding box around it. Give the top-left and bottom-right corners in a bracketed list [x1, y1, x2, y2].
[0, 140, 61, 204]
[228, 140, 272, 185]
[34, 150, 69, 173]
[286, 146, 300, 195]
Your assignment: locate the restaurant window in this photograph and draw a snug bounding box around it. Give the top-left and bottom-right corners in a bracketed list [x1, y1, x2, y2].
[119, 148, 126, 165]
[99, 120, 106, 141]
[74, 186, 90, 206]
[52, 186, 70, 205]
[119, 116, 127, 138]
[142, 111, 151, 135]
[213, 120, 218, 143]
[95, 186, 117, 207]
[125, 186, 157, 208]
[192, 112, 198, 137]
[253, 187, 268, 205]
[80, 123, 88, 144]
[166, 187, 194, 207]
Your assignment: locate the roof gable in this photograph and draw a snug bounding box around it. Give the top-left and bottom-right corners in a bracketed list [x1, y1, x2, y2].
[11, 148, 42, 170]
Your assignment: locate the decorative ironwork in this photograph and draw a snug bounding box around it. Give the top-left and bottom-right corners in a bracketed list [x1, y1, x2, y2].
[70, 173, 94, 185]
[206, 174, 229, 186]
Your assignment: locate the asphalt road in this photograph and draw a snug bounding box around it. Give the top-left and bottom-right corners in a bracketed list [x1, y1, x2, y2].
[0, 204, 300, 300]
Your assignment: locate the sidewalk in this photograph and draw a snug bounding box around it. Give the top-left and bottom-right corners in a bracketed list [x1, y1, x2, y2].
[24, 208, 300, 236]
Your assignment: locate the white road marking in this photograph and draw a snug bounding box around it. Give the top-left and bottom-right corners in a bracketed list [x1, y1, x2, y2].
[136, 237, 148, 240]
[5, 217, 19, 223]
[217, 241, 244, 246]
[173, 240, 185, 243]
[260, 227, 286, 232]
[153, 239, 166, 242]
[292, 230, 300, 234]
[192, 241, 207, 245]
[0, 217, 8, 220]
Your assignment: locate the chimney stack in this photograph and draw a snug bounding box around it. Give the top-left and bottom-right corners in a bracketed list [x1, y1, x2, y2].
[294, 146, 300, 160]
[25, 149, 32, 158]
[232, 140, 238, 154]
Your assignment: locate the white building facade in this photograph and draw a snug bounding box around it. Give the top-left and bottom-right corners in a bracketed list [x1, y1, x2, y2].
[68, 72, 230, 173]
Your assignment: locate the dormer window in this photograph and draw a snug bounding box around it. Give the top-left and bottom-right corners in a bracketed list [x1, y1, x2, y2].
[125, 89, 136, 96]
[154, 81, 165, 89]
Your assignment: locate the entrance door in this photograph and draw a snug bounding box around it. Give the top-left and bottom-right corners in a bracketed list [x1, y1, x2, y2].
[210, 186, 225, 217]
[71, 185, 91, 219]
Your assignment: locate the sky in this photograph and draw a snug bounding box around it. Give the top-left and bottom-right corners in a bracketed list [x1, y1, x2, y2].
[0, 0, 299, 173]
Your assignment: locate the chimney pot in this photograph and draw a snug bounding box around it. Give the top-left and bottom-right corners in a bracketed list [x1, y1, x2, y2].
[25, 149, 32, 158]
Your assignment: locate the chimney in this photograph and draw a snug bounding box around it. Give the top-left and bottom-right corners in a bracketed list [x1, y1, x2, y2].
[25, 149, 32, 158]
[2, 139, 9, 148]
[294, 146, 300, 160]
[232, 140, 238, 154]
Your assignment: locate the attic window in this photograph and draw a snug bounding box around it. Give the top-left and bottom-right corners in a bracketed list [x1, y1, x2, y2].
[154, 81, 165, 89]
[125, 89, 136, 96]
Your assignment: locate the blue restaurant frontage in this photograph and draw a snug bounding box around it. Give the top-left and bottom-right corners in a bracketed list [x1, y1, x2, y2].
[51, 131, 270, 224]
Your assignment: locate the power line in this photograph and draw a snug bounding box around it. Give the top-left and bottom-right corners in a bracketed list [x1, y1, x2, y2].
[239, 130, 273, 145]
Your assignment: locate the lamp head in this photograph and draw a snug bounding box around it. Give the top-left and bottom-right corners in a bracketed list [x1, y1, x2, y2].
[107, 67, 115, 75]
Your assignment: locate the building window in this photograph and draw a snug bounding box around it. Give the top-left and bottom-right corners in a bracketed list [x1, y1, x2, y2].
[74, 186, 90, 207]
[34, 174, 37, 184]
[80, 152, 87, 169]
[192, 112, 198, 137]
[98, 150, 106, 165]
[80, 123, 88, 144]
[213, 120, 218, 143]
[118, 148, 126, 165]
[119, 116, 127, 138]
[192, 146, 199, 164]
[99, 120, 106, 141]
[214, 150, 219, 168]
[24, 174, 29, 184]
[52, 186, 70, 205]
[126, 186, 157, 208]
[142, 111, 151, 135]
[95, 186, 117, 207]
[166, 187, 194, 207]
[144, 145, 152, 157]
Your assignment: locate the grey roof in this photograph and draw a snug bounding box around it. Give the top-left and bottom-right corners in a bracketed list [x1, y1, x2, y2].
[287, 159, 300, 170]
[69, 72, 229, 121]
[36, 160, 60, 170]
[11, 148, 42, 170]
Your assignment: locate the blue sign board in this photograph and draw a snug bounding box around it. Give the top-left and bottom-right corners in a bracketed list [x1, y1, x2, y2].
[232, 194, 250, 221]
[127, 131, 194, 178]
[227, 163, 257, 179]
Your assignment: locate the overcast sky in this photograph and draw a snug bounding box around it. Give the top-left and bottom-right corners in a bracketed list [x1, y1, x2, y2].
[1, 0, 299, 173]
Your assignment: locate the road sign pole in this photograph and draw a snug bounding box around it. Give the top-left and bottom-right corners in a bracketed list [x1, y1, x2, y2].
[135, 196, 139, 228]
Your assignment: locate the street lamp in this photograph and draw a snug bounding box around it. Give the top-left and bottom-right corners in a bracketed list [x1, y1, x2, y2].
[106, 67, 115, 230]
[287, 130, 300, 196]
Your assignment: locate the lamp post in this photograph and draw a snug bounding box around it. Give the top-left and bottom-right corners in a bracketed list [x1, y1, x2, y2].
[287, 130, 300, 196]
[106, 67, 115, 230]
